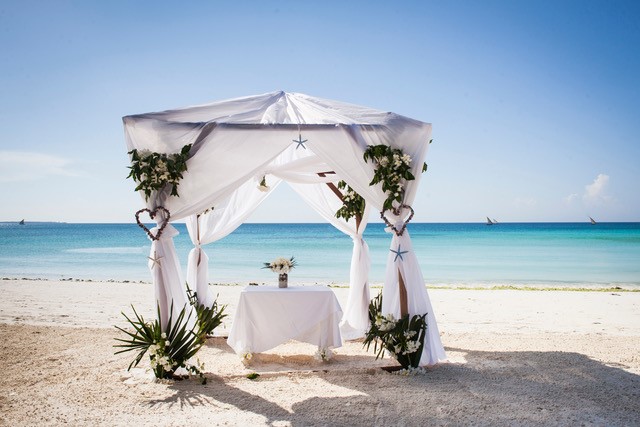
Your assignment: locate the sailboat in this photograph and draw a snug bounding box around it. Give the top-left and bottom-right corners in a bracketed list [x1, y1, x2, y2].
[18, 219, 25, 225]
[486, 217, 494, 225]
[589, 216, 597, 225]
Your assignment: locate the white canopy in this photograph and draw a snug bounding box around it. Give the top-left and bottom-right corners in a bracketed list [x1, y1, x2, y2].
[123, 91, 446, 366]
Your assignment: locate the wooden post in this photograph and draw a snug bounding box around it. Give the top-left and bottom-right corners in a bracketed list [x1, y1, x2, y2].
[398, 269, 408, 317]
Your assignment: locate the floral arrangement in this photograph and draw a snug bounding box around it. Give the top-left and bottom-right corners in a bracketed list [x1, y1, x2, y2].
[335, 180, 366, 222]
[114, 290, 226, 384]
[257, 176, 270, 192]
[262, 256, 297, 274]
[363, 292, 427, 370]
[127, 144, 192, 201]
[363, 144, 416, 212]
[314, 347, 334, 362]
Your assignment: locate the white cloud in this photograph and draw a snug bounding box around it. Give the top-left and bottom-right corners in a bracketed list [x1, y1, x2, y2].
[583, 173, 611, 204]
[0, 151, 77, 183]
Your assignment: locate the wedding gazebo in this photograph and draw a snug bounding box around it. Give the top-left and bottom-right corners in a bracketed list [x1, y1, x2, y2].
[122, 91, 446, 366]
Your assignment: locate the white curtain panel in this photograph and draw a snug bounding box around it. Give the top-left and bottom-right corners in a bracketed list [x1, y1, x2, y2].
[185, 176, 283, 307]
[147, 223, 193, 331]
[288, 180, 372, 340]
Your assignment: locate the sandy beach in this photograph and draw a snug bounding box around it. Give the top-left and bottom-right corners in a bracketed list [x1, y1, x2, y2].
[1, 279, 639, 426]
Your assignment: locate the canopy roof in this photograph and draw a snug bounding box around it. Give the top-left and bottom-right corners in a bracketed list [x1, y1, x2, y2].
[123, 91, 432, 219]
[124, 90, 427, 127]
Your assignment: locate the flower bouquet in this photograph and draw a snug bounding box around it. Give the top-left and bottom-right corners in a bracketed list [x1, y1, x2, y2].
[262, 256, 297, 288]
[363, 292, 427, 371]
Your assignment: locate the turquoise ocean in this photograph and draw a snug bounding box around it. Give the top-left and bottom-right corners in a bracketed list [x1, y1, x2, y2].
[1, 222, 639, 288]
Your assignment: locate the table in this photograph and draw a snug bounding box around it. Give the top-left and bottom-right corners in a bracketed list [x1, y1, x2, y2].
[226, 286, 343, 355]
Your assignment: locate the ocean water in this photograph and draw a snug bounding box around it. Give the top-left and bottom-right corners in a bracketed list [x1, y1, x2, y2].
[0, 222, 639, 288]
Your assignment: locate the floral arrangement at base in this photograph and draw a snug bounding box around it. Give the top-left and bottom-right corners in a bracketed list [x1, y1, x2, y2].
[362, 292, 428, 370]
[314, 347, 334, 362]
[241, 351, 253, 365]
[114, 291, 226, 384]
[391, 366, 427, 376]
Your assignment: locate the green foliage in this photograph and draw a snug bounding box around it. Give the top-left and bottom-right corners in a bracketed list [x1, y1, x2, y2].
[114, 302, 206, 382]
[114, 288, 226, 383]
[335, 180, 366, 222]
[186, 286, 228, 339]
[363, 145, 416, 211]
[363, 292, 427, 369]
[127, 144, 192, 201]
[246, 372, 260, 380]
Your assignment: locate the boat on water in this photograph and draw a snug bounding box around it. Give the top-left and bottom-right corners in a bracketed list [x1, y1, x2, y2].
[18, 219, 25, 225]
[589, 216, 597, 225]
[486, 217, 494, 225]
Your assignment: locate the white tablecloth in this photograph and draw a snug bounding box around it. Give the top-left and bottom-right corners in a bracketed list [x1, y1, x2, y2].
[227, 286, 343, 354]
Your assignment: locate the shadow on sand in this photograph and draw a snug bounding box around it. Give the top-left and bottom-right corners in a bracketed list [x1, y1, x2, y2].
[144, 345, 640, 426]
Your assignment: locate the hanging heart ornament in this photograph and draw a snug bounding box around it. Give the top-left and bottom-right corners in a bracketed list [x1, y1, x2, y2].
[381, 204, 415, 236]
[135, 206, 171, 241]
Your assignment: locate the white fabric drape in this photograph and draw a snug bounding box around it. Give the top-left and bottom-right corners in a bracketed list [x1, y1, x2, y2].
[147, 223, 191, 330]
[288, 181, 372, 340]
[310, 122, 446, 365]
[185, 176, 283, 307]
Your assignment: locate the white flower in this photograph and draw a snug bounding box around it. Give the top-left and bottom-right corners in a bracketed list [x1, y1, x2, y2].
[404, 330, 416, 339]
[403, 340, 420, 355]
[314, 347, 333, 362]
[378, 157, 389, 167]
[161, 333, 166, 339]
[241, 351, 253, 365]
[266, 257, 296, 274]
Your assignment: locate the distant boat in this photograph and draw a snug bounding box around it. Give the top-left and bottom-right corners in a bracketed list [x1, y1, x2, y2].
[486, 217, 494, 225]
[589, 216, 597, 225]
[492, 219, 498, 224]
[18, 219, 25, 225]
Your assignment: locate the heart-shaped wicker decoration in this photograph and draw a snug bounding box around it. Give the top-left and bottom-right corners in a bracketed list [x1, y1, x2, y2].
[381, 204, 415, 236]
[135, 206, 171, 241]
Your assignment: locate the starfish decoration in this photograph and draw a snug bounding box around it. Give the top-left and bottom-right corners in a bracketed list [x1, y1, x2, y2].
[147, 251, 163, 269]
[293, 134, 307, 150]
[390, 245, 409, 262]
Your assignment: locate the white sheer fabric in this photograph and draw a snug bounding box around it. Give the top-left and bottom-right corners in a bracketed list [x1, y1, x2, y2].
[147, 223, 190, 330]
[124, 91, 445, 365]
[185, 176, 283, 307]
[288, 181, 372, 340]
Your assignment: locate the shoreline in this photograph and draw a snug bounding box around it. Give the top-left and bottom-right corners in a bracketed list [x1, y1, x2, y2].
[3, 276, 639, 292]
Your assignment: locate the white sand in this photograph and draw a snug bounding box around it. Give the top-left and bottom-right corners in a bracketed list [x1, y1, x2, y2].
[1, 279, 639, 426]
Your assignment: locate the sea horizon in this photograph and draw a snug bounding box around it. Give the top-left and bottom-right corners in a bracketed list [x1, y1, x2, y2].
[1, 221, 639, 288]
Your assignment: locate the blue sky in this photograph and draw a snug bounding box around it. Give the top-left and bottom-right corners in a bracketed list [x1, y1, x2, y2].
[1, 0, 639, 223]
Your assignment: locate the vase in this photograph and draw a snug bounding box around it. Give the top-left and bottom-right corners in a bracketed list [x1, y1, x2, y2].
[278, 273, 288, 288]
